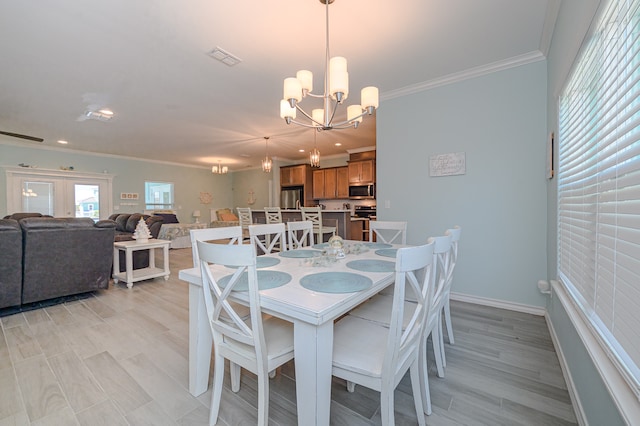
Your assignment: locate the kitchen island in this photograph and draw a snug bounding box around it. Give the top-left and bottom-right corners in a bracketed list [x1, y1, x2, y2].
[250, 209, 352, 241]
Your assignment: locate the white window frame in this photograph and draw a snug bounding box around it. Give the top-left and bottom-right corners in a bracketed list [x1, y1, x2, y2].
[144, 181, 174, 211]
[557, 0, 640, 421]
[4, 167, 114, 219]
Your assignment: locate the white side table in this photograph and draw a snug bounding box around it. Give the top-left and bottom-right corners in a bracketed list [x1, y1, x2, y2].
[113, 239, 171, 288]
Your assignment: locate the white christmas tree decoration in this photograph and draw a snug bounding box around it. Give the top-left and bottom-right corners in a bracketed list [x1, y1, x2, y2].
[133, 217, 152, 243]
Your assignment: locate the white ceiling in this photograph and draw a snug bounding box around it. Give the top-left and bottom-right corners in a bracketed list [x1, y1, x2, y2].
[0, 0, 558, 171]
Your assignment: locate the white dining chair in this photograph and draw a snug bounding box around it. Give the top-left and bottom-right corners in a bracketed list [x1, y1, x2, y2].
[190, 226, 244, 267]
[332, 242, 435, 426]
[196, 241, 295, 426]
[190, 226, 250, 323]
[440, 226, 461, 359]
[286, 220, 315, 250]
[236, 207, 253, 241]
[264, 207, 282, 224]
[249, 223, 287, 255]
[346, 234, 452, 415]
[301, 206, 336, 243]
[369, 220, 407, 244]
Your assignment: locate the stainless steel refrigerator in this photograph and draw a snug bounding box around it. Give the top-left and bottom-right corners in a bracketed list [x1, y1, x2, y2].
[280, 187, 303, 209]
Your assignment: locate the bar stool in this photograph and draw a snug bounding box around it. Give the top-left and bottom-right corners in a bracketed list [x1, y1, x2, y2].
[300, 207, 336, 243]
[264, 207, 282, 224]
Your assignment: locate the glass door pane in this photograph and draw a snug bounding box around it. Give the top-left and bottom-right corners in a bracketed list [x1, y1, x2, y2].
[22, 181, 55, 215]
[74, 184, 100, 221]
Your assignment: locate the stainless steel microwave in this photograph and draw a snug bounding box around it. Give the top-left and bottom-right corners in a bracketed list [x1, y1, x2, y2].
[349, 184, 375, 199]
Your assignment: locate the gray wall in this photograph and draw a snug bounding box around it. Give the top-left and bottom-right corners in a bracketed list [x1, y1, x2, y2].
[0, 139, 233, 223]
[545, 0, 625, 424]
[377, 60, 548, 307]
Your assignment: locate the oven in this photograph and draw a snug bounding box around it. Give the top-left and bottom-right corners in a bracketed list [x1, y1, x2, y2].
[354, 205, 377, 218]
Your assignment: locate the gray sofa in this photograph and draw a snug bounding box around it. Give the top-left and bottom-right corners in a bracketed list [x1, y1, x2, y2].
[0, 217, 116, 311]
[108, 213, 164, 271]
[0, 219, 22, 309]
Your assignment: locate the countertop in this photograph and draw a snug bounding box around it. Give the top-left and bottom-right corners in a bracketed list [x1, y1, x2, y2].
[276, 209, 352, 213]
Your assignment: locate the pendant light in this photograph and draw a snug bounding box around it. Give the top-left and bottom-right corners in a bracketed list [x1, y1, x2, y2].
[309, 131, 321, 168]
[262, 137, 273, 173]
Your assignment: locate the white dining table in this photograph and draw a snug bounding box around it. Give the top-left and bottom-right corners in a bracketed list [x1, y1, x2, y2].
[178, 241, 400, 426]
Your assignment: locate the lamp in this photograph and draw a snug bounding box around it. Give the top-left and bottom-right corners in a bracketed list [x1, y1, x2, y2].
[211, 160, 228, 174]
[309, 131, 321, 168]
[192, 210, 201, 223]
[262, 137, 272, 173]
[280, 0, 378, 131]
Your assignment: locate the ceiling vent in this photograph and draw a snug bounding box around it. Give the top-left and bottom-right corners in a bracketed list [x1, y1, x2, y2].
[207, 47, 242, 67]
[78, 110, 113, 122]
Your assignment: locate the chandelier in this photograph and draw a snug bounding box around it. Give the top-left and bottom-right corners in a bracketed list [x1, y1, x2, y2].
[22, 188, 37, 197]
[310, 132, 321, 167]
[279, 0, 378, 130]
[211, 160, 228, 174]
[262, 137, 273, 173]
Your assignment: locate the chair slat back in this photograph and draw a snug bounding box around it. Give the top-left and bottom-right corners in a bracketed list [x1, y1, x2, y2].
[190, 226, 243, 268]
[369, 220, 407, 244]
[286, 221, 315, 250]
[383, 242, 435, 379]
[236, 208, 253, 229]
[249, 223, 287, 255]
[300, 207, 322, 228]
[425, 234, 452, 326]
[264, 207, 282, 224]
[444, 226, 462, 287]
[196, 241, 266, 357]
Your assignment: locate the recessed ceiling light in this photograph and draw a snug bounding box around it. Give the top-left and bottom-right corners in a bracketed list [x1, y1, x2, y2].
[299, 149, 305, 153]
[335, 143, 342, 146]
[98, 109, 114, 116]
[57, 140, 68, 144]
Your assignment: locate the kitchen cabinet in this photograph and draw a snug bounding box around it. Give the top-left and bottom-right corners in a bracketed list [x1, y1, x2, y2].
[280, 164, 314, 206]
[312, 167, 348, 199]
[312, 169, 326, 199]
[280, 164, 308, 187]
[348, 160, 375, 184]
[336, 167, 349, 198]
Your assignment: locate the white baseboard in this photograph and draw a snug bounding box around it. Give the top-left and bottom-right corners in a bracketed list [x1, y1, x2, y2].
[450, 291, 546, 316]
[545, 310, 588, 425]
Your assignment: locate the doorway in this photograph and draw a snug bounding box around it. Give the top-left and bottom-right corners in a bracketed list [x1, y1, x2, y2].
[5, 167, 113, 220]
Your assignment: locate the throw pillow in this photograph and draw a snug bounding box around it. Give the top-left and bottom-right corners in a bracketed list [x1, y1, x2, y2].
[219, 212, 239, 221]
[216, 208, 232, 218]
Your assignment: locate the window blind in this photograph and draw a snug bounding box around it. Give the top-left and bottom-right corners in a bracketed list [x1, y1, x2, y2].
[558, 0, 640, 397]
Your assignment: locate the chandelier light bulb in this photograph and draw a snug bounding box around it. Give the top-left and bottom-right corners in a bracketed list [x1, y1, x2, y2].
[212, 160, 228, 174]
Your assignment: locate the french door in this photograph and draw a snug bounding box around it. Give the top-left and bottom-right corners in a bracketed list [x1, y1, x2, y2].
[5, 167, 113, 220]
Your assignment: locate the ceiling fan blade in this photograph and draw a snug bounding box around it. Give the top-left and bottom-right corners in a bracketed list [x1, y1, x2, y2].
[0, 131, 44, 142]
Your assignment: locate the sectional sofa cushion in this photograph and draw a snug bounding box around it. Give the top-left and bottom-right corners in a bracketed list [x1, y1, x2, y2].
[20, 217, 116, 305]
[0, 219, 22, 309]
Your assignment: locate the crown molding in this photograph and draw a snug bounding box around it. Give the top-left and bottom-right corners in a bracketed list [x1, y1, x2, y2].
[0, 138, 211, 170]
[381, 51, 546, 101]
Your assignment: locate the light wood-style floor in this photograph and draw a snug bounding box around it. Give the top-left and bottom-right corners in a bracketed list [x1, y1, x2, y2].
[0, 248, 578, 425]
